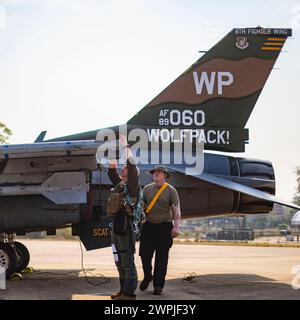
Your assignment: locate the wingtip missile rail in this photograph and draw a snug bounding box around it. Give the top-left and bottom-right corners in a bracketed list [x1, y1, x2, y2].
[0, 140, 103, 160]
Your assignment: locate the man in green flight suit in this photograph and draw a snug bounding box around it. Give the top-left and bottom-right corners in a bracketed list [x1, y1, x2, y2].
[107, 135, 140, 300]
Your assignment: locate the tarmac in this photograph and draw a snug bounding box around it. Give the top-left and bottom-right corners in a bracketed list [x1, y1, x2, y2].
[1, 239, 300, 300]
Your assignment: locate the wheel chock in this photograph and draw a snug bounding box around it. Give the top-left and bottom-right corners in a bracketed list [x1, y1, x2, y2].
[22, 267, 34, 273]
[9, 273, 22, 281]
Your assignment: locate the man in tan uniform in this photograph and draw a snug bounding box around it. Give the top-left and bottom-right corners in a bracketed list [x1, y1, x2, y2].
[139, 165, 181, 295]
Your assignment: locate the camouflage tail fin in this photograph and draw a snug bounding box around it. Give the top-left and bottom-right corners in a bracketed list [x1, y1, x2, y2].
[127, 27, 292, 152]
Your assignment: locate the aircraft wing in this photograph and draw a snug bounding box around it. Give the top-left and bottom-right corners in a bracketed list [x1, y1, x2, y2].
[169, 166, 300, 211]
[0, 140, 105, 205]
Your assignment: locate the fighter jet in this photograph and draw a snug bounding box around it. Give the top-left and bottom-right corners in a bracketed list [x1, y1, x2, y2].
[0, 27, 299, 278]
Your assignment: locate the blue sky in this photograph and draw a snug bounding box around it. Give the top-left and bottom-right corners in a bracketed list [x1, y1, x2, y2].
[0, 0, 299, 201]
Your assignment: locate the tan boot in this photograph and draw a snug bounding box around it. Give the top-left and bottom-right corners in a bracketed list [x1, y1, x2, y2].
[115, 294, 136, 300]
[110, 292, 123, 299]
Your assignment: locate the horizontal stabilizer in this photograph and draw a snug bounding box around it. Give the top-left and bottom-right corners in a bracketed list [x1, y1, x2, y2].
[169, 166, 300, 210]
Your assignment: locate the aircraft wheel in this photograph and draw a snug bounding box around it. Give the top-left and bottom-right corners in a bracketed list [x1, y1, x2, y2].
[0, 242, 17, 279]
[14, 242, 30, 273]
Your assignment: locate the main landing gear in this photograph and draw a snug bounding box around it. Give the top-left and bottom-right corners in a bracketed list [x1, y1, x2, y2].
[0, 234, 30, 279]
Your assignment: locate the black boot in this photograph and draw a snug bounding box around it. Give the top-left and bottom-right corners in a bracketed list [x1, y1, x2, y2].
[153, 287, 163, 295]
[139, 276, 153, 291]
